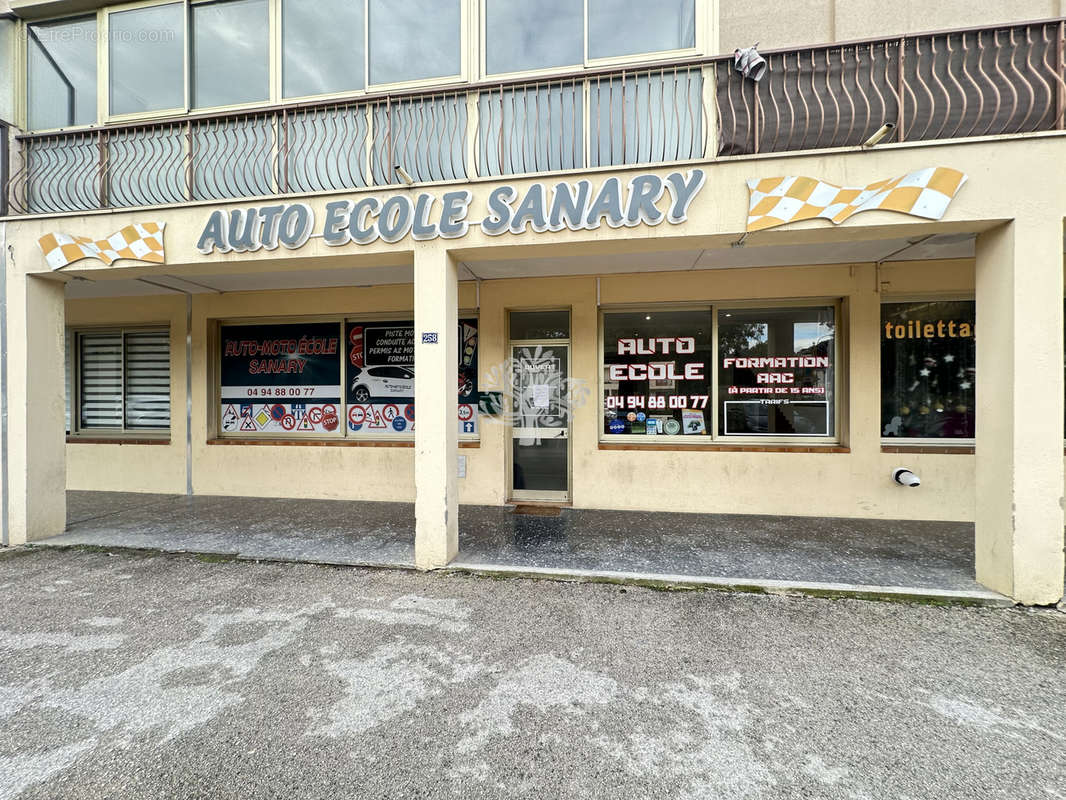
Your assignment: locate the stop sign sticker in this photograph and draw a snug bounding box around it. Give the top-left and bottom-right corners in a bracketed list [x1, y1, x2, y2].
[321, 407, 339, 431]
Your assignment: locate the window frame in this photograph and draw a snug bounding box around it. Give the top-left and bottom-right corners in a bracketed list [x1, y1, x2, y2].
[598, 298, 844, 446]
[103, 0, 190, 123]
[67, 324, 173, 439]
[277, 0, 364, 102]
[364, 0, 469, 93]
[188, 0, 277, 113]
[878, 293, 976, 447]
[21, 11, 101, 134]
[583, 0, 702, 69]
[212, 312, 480, 442]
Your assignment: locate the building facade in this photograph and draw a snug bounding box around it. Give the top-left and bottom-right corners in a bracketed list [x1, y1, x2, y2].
[1, 0, 1064, 604]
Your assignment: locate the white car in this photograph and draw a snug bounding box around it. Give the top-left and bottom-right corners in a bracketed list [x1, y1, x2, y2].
[350, 365, 414, 402]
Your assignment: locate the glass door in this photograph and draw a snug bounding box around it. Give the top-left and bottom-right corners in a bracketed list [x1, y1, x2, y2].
[510, 342, 570, 501]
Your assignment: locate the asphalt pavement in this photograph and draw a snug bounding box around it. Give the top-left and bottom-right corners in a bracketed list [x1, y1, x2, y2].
[0, 547, 1063, 799]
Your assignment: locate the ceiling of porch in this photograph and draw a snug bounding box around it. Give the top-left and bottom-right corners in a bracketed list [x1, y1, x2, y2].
[63, 232, 976, 299]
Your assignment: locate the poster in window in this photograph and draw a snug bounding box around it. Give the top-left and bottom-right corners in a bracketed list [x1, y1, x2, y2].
[345, 319, 479, 437]
[602, 310, 713, 435]
[219, 322, 342, 434]
[718, 306, 835, 436]
[881, 301, 975, 439]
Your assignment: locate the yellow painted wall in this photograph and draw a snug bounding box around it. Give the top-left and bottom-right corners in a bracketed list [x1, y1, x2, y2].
[65, 294, 187, 494]
[64, 258, 980, 521]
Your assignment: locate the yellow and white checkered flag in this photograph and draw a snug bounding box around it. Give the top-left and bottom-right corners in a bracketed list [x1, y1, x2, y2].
[38, 222, 166, 270]
[746, 167, 967, 232]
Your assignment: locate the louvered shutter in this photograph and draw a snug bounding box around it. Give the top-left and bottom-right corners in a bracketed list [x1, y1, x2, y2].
[78, 332, 122, 429]
[123, 330, 170, 429]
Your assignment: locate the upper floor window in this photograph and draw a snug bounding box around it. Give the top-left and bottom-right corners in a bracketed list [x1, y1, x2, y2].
[368, 0, 462, 85]
[486, 0, 582, 74]
[27, 16, 97, 130]
[21, 0, 701, 131]
[109, 3, 185, 115]
[282, 0, 365, 97]
[589, 0, 695, 59]
[485, 0, 696, 76]
[192, 0, 270, 108]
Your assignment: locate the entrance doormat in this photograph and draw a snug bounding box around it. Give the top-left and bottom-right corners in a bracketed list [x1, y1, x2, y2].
[511, 505, 563, 517]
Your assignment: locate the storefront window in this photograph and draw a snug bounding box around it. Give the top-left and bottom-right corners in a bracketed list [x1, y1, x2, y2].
[881, 300, 975, 439]
[282, 0, 364, 97]
[717, 306, 835, 437]
[26, 16, 97, 130]
[191, 0, 270, 109]
[109, 3, 185, 115]
[218, 318, 479, 439]
[602, 310, 712, 436]
[345, 319, 479, 437]
[74, 329, 171, 432]
[485, 0, 582, 74]
[588, 0, 695, 59]
[219, 322, 343, 435]
[368, 0, 461, 85]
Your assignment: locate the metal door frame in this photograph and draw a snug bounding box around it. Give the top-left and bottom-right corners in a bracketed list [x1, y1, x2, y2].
[507, 338, 572, 503]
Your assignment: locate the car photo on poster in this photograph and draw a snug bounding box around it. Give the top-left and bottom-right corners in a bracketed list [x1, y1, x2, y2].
[350, 365, 415, 402]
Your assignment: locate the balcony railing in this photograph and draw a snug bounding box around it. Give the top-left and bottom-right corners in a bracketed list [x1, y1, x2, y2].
[3, 18, 1064, 216]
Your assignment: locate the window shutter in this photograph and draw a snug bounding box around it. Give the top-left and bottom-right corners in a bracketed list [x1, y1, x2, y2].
[78, 332, 123, 429]
[124, 330, 170, 429]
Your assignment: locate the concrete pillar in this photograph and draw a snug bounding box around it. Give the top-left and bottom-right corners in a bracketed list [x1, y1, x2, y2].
[413, 245, 458, 569]
[975, 218, 1065, 605]
[4, 271, 66, 545]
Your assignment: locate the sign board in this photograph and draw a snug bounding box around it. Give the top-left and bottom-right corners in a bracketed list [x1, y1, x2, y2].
[196, 170, 706, 254]
[219, 321, 342, 434]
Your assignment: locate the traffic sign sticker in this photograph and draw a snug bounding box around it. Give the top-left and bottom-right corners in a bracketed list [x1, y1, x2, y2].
[322, 407, 339, 431]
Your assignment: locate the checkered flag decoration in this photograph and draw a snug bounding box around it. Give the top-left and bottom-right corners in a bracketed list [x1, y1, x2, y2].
[38, 222, 166, 270]
[745, 167, 968, 232]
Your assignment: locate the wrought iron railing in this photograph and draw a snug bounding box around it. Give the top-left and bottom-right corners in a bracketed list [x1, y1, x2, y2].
[3, 18, 1064, 216]
[715, 20, 1066, 155]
